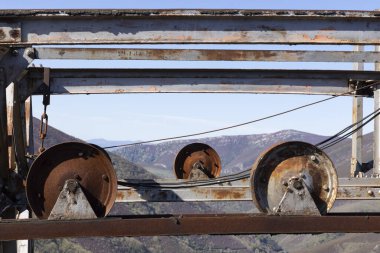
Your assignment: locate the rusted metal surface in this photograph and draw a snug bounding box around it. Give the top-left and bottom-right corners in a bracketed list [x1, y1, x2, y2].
[174, 143, 221, 179]
[116, 177, 380, 202]
[26, 142, 117, 219]
[2, 10, 380, 45]
[0, 23, 20, 43]
[2, 214, 380, 240]
[250, 141, 338, 214]
[34, 47, 380, 63]
[26, 68, 380, 96]
[116, 186, 251, 202]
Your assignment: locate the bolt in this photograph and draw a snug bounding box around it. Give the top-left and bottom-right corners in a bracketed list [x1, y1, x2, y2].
[78, 152, 84, 157]
[26, 49, 35, 59]
[74, 174, 81, 181]
[368, 190, 374, 196]
[11, 49, 18, 56]
[102, 174, 109, 182]
[66, 179, 78, 193]
[293, 180, 303, 190]
[311, 155, 316, 161]
[323, 185, 329, 192]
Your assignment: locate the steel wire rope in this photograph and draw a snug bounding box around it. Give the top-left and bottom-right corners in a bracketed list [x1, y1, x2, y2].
[121, 102, 380, 189]
[104, 83, 375, 150]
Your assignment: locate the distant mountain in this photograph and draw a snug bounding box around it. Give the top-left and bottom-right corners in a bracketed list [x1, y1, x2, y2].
[86, 138, 135, 149]
[114, 129, 374, 178]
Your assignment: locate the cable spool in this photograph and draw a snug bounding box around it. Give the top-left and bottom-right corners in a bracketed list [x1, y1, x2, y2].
[250, 141, 338, 215]
[26, 142, 117, 219]
[174, 143, 222, 180]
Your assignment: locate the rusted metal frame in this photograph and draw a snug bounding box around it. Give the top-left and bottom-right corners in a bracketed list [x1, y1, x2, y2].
[2, 10, 380, 45]
[116, 186, 252, 202]
[0, 67, 8, 179]
[34, 47, 380, 62]
[26, 68, 380, 96]
[374, 46, 380, 177]
[3, 214, 380, 240]
[3, 9, 380, 17]
[351, 45, 364, 177]
[5, 83, 15, 170]
[116, 178, 380, 202]
[6, 72, 29, 177]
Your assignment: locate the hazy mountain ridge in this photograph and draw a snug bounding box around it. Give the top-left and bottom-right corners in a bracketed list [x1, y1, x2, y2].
[114, 129, 374, 177]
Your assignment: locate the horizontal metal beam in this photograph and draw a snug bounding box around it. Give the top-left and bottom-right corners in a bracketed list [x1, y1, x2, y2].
[2, 9, 380, 45]
[26, 68, 377, 96]
[2, 214, 380, 240]
[116, 178, 380, 202]
[34, 48, 380, 62]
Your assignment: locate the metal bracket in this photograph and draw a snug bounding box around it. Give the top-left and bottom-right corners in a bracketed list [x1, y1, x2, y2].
[274, 177, 321, 216]
[189, 162, 212, 180]
[48, 179, 97, 220]
[349, 79, 375, 97]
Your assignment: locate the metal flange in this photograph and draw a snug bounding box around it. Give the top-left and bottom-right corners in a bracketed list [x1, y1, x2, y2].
[173, 143, 222, 180]
[250, 141, 338, 215]
[26, 142, 117, 219]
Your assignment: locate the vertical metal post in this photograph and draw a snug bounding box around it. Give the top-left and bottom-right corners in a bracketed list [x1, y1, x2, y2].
[374, 45, 380, 177]
[23, 96, 33, 253]
[24, 96, 34, 160]
[351, 45, 364, 177]
[0, 68, 8, 179]
[6, 83, 15, 171]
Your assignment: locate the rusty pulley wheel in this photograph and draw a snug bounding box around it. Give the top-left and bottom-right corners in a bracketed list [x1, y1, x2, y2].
[174, 143, 222, 180]
[26, 142, 117, 219]
[250, 141, 338, 215]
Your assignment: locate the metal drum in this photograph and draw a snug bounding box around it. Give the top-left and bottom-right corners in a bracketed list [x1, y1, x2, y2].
[250, 141, 338, 215]
[174, 143, 222, 180]
[26, 142, 117, 219]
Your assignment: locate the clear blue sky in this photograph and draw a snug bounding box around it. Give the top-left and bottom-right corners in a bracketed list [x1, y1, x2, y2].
[3, 0, 380, 141]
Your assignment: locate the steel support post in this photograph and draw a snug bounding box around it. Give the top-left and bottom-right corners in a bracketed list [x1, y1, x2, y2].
[0, 67, 8, 178]
[374, 45, 380, 177]
[351, 45, 364, 177]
